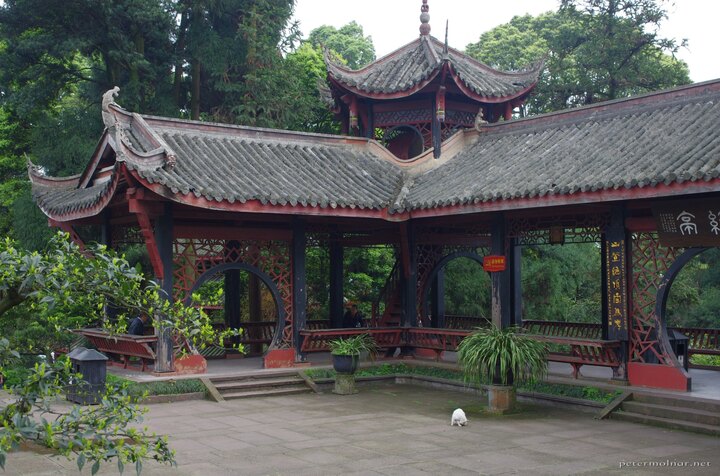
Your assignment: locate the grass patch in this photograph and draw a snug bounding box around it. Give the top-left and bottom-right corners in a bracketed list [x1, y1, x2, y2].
[518, 381, 621, 404]
[303, 364, 619, 404]
[690, 354, 720, 367]
[303, 363, 464, 382]
[106, 374, 206, 397]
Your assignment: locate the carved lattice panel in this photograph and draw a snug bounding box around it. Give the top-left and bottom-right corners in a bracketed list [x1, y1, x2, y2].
[507, 214, 609, 245]
[629, 232, 680, 364]
[111, 226, 144, 247]
[374, 109, 433, 126]
[172, 238, 294, 348]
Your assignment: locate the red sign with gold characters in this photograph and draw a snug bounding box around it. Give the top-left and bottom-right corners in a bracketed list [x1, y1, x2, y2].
[483, 255, 506, 272]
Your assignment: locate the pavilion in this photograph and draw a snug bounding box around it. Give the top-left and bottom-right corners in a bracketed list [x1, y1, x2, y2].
[30, 1, 720, 391]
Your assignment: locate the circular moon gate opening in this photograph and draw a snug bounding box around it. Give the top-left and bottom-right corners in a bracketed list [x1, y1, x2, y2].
[185, 263, 284, 356]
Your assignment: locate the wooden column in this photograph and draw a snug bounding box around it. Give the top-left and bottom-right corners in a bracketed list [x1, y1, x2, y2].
[602, 206, 629, 379]
[154, 203, 174, 373]
[101, 212, 112, 247]
[431, 98, 442, 158]
[430, 268, 445, 328]
[329, 235, 344, 328]
[292, 220, 307, 361]
[510, 238, 522, 326]
[491, 214, 511, 329]
[400, 223, 417, 327]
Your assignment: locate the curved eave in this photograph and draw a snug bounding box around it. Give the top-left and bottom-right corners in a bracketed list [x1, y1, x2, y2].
[446, 64, 538, 104]
[327, 68, 442, 100]
[32, 167, 121, 222]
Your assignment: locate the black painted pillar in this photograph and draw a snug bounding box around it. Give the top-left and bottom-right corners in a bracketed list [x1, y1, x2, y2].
[491, 214, 511, 329]
[510, 238, 523, 326]
[329, 235, 344, 328]
[365, 104, 374, 139]
[431, 99, 441, 158]
[602, 206, 629, 379]
[101, 212, 112, 247]
[154, 203, 174, 373]
[400, 224, 418, 327]
[430, 268, 445, 328]
[292, 220, 307, 361]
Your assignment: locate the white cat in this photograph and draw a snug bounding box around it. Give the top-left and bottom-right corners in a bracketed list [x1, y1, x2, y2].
[451, 408, 468, 427]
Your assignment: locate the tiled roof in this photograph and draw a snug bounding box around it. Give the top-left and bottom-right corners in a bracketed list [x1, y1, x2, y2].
[326, 36, 541, 99]
[128, 120, 405, 209]
[404, 84, 720, 210]
[29, 80, 720, 220]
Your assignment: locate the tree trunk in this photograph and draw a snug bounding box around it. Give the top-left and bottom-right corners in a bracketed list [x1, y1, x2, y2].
[191, 59, 201, 120]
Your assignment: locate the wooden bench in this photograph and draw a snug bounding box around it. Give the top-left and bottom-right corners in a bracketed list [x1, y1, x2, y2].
[522, 320, 602, 339]
[526, 335, 621, 378]
[405, 328, 469, 360]
[76, 328, 157, 371]
[299, 328, 404, 353]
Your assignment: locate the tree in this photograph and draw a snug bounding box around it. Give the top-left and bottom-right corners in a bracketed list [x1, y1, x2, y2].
[307, 21, 375, 69]
[0, 233, 243, 472]
[466, 0, 690, 113]
[1, 338, 175, 474]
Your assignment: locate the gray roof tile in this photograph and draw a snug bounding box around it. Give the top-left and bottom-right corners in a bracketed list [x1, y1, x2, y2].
[29, 81, 720, 220]
[326, 36, 540, 99]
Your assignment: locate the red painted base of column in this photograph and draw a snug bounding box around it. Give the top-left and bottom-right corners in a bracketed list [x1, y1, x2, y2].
[414, 348, 443, 360]
[264, 348, 297, 368]
[174, 354, 207, 375]
[627, 362, 690, 391]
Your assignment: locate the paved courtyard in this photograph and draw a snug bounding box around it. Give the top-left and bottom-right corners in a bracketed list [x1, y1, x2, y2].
[4, 382, 720, 475]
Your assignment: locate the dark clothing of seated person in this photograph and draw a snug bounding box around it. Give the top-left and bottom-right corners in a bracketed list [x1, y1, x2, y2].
[128, 315, 149, 336]
[342, 304, 365, 328]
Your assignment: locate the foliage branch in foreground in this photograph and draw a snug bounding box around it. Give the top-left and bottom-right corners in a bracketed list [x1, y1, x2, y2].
[0, 337, 173, 474]
[0, 232, 241, 354]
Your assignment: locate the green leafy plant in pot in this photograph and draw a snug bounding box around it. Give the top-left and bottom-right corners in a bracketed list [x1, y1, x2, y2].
[457, 325, 547, 413]
[328, 334, 378, 395]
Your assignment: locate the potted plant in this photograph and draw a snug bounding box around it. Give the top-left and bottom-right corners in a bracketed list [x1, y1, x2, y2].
[328, 334, 378, 395]
[457, 325, 547, 413]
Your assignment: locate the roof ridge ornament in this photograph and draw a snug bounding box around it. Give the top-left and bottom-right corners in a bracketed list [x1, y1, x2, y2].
[419, 0, 430, 36]
[101, 86, 120, 130]
[444, 20, 449, 55]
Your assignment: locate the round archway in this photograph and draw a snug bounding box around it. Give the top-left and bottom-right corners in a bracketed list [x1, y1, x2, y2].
[421, 251, 490, 328]
[384, 125, 425, 160]
[184, 262, 286, 353]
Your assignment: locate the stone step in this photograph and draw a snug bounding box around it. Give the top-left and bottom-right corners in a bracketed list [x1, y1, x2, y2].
[214, 376, 305, 392]
[612, 411, 720, 437]
[211, 370, 299, 383]
[632, 393, 720, 413]
[221, 385, 312, 400]
[622, 401, 720, 427]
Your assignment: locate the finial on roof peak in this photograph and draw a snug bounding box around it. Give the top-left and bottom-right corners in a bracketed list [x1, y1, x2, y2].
[444, 20, 449, 54]
[419, 0, 430, 36]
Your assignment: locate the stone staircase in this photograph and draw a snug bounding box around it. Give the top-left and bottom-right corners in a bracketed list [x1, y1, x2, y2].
[611, 393, 720, 436]
[209, 370, 312, 400]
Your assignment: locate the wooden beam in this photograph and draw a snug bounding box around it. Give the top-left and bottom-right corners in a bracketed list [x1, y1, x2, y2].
[173, 224, 292, 241]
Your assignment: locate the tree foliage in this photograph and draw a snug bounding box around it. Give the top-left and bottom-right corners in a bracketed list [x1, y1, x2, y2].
[307, 21, 375, 69]
[0, 232, 240, 355]
[0, 337, 175, 474]
[466, 0, 690, 113]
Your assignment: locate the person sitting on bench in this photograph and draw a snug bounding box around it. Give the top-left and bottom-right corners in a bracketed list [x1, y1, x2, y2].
[128, 314, 150, 336]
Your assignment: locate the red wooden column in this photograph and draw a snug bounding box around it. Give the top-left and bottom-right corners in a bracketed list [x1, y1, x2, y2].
[490, 214, 511, 329]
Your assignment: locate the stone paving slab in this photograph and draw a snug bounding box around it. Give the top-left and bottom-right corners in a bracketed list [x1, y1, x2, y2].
[3, 382, 720, 475]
